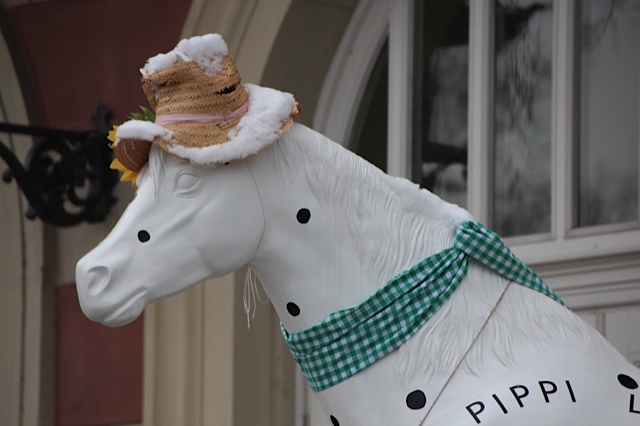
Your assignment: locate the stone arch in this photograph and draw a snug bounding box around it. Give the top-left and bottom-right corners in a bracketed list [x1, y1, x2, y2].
[0, 22, 48, 425]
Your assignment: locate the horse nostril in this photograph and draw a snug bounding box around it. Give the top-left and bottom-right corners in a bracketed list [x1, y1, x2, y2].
[138, 230, 150, 243]
[86, 266, 111, 296]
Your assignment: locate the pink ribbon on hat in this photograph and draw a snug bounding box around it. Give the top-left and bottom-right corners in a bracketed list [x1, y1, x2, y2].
[155, 101, 249, 126]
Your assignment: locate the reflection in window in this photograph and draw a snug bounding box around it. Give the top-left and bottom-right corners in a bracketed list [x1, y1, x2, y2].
[414, 0, 469, 209]
[349, 42, 388, 172]
[493, 0, 553, 237]
[577, 0, 639, 227]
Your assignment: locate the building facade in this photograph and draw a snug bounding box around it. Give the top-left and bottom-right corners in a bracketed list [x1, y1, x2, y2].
[0, 0, 638, 425]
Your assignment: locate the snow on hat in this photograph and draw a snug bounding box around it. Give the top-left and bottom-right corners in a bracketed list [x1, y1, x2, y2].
[112, 34, 300, 172]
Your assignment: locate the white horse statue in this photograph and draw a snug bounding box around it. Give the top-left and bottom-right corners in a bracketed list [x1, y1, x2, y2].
[76, 35, 640, 425]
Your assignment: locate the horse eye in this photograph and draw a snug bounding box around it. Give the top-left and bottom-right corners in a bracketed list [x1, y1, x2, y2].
[174, 171, 199, 196]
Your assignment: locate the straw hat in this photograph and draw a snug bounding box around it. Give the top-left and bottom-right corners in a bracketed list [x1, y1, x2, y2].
[113, 34, 300, 172]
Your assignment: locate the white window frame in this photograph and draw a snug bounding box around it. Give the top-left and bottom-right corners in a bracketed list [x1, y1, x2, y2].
[314, 0, 640, 307]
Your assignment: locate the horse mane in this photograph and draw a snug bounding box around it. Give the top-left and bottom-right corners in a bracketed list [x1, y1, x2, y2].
[270, 123, 472, 285]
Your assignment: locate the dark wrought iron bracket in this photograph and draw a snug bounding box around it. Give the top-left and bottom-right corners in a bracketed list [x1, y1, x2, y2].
[0, 104, 119, 227]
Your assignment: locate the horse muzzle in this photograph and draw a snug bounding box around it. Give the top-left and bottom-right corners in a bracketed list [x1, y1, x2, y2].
[76, 256, 147, 326]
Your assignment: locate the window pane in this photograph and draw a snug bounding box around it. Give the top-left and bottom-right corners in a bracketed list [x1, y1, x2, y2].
[577, 0, 640, 227]
[493, 0, 553, 237]
[414, 0, 469, 208]
[349, 41, 388, 172]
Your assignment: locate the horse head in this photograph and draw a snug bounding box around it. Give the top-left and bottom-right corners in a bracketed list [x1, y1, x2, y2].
[76, 145, 265, 326]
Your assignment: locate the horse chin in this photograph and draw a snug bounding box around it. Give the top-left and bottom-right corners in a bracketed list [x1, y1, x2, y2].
[101, 304, 144, 327]
[86, 289, 147, 327]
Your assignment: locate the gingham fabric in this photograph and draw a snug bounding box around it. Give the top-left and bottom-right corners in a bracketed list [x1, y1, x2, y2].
[281, 221, 565, 392]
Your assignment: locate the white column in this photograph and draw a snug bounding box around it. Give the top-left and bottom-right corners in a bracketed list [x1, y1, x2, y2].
[387, 0, 414, 178]
[553, 0, 576, 238]
[467, 0, 494, 223]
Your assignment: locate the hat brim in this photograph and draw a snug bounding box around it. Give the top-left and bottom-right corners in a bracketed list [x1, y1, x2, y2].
[114, 83, 299, 171]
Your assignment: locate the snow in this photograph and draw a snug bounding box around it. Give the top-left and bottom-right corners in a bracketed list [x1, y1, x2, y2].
[115, 120, 174, 145]
[141, 34, 229, 77]
[166, 84, 297, 165]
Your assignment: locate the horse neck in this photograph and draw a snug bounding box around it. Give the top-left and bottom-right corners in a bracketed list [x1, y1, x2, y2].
[245, 124, 473, 331]
[242, 126, 622, 389]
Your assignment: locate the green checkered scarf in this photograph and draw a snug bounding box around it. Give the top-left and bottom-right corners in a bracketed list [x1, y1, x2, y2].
[281, 221, 564, 392]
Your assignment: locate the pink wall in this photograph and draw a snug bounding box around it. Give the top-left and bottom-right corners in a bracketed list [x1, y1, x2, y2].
[56, 285, 144, 425]
[7, 0, 192, 129]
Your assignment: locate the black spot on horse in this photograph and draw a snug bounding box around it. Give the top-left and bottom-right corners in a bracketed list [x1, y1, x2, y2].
[406, 389, 427, 409]
[330, 415, 339, 425]
[138, 230, 150, 243]
[297, 208, 311, 224]
[287, 302, 301, 317]
[618, 374, 639, 390]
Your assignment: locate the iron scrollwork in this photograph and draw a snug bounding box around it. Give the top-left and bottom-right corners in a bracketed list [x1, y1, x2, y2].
[0, 105, 118, 227]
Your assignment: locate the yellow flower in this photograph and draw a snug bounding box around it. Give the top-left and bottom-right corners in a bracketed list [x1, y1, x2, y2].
[107, 125, 139, 188]
[107, 126, 118, 147]
[110, 158, 139, 188]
